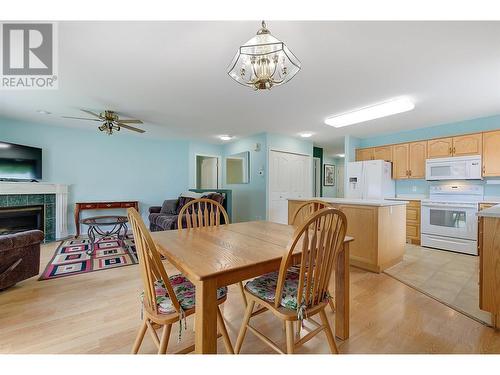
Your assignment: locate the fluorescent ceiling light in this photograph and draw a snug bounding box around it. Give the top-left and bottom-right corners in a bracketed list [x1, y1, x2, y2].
[299, 132, 313, 138]
[0, 143, 11, 149]
[219, 135, 233, 141]
[37, 109, 51, 115]
[336, 153, 345, 158]
[324, 98, 415, 128]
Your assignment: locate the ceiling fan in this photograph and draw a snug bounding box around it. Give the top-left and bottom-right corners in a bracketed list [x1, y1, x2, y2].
[63, 109, 145, 135]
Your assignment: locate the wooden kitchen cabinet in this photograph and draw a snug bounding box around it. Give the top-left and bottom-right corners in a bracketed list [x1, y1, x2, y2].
[408, 141, 427, 179]
[356, 148, 374, 161]
[483, 130, 500, 177]
[405, 200, 421, 245]
[373, 146, 393, 162]
[453, 133, 482, 156]
[428, 137, 453, 159]
[392, 141, 426, 180]
[392, 143, 409, 179]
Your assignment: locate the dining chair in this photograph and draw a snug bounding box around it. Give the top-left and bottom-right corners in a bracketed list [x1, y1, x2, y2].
[235, 207, 348, 354]
[178, 198, 248, 306]
[127, 208, 234, 354]
[291, 200, 336, 313]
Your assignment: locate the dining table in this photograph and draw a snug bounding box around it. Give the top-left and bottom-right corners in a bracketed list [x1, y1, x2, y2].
[151, 220, 353, 354]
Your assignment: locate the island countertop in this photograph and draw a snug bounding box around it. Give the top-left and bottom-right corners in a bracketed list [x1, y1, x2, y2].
[287, 197, 408, 207]
[477, 204, 500, 218]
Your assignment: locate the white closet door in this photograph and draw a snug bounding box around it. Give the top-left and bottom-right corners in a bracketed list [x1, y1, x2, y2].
[269, 151, 312, 224]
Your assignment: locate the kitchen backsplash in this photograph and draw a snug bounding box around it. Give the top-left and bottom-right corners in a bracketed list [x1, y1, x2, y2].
[395, 178, 500, 198]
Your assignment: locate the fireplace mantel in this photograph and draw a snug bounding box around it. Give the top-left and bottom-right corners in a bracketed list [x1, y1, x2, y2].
[0, 182, 69, 239]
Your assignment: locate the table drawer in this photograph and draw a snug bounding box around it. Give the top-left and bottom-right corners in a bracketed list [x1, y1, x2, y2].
[121, 202, 137, 208]
[98, 202, 122, 209]
[80, 203, 98, 209]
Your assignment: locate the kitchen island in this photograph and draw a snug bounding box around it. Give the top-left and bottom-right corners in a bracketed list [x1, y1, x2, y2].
[477, 205, 500, 329]
[288, 198, 408, 273]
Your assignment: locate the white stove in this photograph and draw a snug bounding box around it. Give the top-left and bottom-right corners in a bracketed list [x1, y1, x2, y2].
[421, 184, 483, 255]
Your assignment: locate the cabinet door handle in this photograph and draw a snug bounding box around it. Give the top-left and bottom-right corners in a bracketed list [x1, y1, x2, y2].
[408, 170, 412, 177]
[449, 147, 452, 155]
[453, 147, 456, 154]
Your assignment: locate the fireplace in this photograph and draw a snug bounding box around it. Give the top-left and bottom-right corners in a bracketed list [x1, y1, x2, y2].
[0, 205, 44, 235]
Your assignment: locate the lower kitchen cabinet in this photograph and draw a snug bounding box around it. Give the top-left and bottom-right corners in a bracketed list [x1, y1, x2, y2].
[405, 200, 421, 245]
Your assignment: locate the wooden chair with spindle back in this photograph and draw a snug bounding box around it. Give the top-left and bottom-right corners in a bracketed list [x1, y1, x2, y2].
[291, 200, 336, 313]
[178, 198, 248, 306]
[235, 207, 348, 354]
[127, 208, 233, 354]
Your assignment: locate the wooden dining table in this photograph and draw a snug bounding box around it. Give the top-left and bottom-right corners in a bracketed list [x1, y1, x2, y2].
[151, 220, 353, 354]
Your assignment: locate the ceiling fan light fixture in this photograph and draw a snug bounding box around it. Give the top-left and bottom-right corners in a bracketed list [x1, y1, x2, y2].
[227, 21, 301, 90]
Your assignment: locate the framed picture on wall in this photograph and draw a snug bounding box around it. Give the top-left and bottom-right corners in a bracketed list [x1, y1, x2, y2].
[324, 164, 335, 186]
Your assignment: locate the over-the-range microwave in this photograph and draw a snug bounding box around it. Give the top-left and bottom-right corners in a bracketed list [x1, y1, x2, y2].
[425, 155, 482, 181]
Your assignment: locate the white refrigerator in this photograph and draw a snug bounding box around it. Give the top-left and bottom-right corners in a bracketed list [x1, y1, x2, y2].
[346, 160, 395, 199]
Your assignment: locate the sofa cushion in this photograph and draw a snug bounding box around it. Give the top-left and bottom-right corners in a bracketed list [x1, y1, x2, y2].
[149, 213, 179, 230]
[160, 199, 177, 215]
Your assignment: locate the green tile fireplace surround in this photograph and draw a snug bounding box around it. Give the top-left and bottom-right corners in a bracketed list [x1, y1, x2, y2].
[0, 194, 56, 242]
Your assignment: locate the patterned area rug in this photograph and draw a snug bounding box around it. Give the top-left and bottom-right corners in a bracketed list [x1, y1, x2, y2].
[39, 234, 137, 280]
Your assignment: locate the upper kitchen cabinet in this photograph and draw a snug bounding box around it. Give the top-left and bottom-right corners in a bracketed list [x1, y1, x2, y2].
[427, 137, 453, 159]
[392, 143, 409, 179]
[428, 133, 482, 159]
[356, 146, 392, 162]
[373, 146, 393, 162]
[483, 130, 500, 177]
[408, 141, 427, 179]
[356, 148, 374, 161]
[452, 133, 482, 156]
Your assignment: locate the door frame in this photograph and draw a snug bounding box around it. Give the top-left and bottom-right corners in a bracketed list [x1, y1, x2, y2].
[267, 149, 313, 221]
[194, 153, 222, 189]
[313, 157, 321, 197]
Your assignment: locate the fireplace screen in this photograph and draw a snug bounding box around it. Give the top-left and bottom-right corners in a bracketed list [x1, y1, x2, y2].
[0, 205, 44, 235]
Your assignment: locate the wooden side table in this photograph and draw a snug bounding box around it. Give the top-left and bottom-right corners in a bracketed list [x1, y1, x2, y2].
[74, 201, 139, 237]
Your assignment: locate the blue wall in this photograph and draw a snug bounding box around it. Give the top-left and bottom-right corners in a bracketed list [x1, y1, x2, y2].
[357, 114, 500, 198]
[0, 118, 190, 235]
[1, 117, 319, 229]
[359, 114, 500, 148]
[322, 156, 344, 198]
[222, 133, 267, 222]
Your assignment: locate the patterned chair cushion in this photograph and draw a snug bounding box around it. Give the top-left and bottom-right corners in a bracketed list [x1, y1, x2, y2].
[152, 274, 228, 314]
[245, 267, 303, 310]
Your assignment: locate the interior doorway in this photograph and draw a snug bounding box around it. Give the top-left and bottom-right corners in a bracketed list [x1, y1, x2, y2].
[195, 155, 220, 189]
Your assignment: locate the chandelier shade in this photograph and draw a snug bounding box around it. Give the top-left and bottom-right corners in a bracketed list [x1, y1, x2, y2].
[227, 21, 301, 90]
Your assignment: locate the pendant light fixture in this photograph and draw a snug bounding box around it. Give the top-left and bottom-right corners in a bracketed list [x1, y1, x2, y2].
[227, 21, 301, 90]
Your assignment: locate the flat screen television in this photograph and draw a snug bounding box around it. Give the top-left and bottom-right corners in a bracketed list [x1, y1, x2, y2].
[0, 141, 42, 181]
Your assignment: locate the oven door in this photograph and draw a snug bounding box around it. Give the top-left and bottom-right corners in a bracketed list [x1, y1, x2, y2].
[421, 203, 478, 240]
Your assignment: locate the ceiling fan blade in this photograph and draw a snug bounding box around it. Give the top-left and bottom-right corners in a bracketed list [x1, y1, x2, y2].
[118, 119, 143, 124]
[80, 109, 102, 118]
[62, 116, 102, 122]
[117, 123, 145, 133]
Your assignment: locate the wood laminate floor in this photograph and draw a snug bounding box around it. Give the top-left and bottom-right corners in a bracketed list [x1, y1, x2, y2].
[0, 241, 499, 354]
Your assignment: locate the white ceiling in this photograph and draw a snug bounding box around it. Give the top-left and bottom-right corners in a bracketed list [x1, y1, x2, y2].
[2, 21, 500, 156]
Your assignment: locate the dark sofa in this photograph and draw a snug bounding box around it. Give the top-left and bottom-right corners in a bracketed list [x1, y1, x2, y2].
[149, 190, 232, 232]
[0, 230, 44, 290]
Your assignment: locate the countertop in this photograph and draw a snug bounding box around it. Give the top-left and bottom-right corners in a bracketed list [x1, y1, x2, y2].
[388, 195, 427, 201]
[287, 197, 408, 207]
[477, 204, 500, 218]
